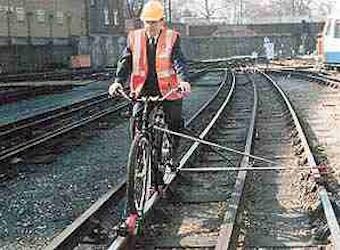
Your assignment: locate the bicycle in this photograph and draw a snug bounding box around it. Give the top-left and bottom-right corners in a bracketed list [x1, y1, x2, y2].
[116, 88, 179, 236]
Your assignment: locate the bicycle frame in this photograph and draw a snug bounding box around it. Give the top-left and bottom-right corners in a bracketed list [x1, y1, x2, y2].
[132, 98, 169, 188]
[136, 97, 161, 137]
[116, 88, 177, 236]
[119, 88, 179, 139]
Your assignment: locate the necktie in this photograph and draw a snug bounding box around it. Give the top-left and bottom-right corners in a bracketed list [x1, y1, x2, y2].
[150, 37, 155, 45]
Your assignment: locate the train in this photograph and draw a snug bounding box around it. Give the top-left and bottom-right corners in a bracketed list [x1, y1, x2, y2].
[319, 13, 340, 68]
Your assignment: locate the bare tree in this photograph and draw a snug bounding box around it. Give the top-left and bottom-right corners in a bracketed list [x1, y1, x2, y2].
[172, 6, 197, 22]
[193, 0, 219, 21]
[317, 0, 336, 16]
[126, 0, 144, 18]
[171, 0, 335, 23]
[292, 0, 314, 16]
[196, 0, 235, 21]
[272, 0, 335, 17]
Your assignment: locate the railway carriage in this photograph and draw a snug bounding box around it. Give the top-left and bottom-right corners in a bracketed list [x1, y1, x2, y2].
[321, 14, 340, 67]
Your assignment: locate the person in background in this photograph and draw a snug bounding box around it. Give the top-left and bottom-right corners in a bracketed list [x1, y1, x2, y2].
[263, 36, 274, 68]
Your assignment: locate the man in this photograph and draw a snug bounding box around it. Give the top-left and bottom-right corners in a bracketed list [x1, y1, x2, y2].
[108, 0, 191, 154]
[263, 36, 274, 68]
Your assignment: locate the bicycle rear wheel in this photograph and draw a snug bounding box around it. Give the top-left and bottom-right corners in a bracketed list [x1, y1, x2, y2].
[126, 134, 152, 215]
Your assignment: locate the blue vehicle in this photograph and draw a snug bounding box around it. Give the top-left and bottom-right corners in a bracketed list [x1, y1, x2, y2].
[322, 15, 340, 67]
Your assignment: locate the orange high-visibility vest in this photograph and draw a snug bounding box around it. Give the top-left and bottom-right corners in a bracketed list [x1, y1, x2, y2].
[128, 28, 182, 100]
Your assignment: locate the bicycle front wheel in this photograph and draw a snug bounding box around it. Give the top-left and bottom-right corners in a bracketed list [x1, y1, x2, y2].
[154, 124, 173, 176]
[126, 134, 152, 215]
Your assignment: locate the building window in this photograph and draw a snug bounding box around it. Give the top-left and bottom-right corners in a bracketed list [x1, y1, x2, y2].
[16, 7, 25, 22]
[104, 8, 110, 25]
[36, 9, 45, 23]
[0, 5, 14, 12]
[56, 11, 63, 24]
[90, 0, 95, 6]
[113, 9, 119, 26]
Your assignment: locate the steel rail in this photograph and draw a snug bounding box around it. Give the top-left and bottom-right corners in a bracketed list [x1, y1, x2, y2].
[45, 181, 126, 250]
[269, 68, 340, 88]
[0, 92, 110, 137]
[45, 69, 232, 250]
[0, 68, 208, 135]
[292, 69, 340, 84]
[0, 69, 113, 83]
[0, 102, 129, 161]
[261, 71, 340, 249]
[108, 69, 236, 249]
[185, 70, 230, 125]
[215, 72, 257, 250]
[162, 71, 235, 184]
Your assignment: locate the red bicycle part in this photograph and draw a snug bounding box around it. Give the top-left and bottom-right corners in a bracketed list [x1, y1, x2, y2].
[125, 213, 139, 234]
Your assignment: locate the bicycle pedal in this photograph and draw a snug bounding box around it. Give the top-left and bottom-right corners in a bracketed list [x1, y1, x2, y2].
[159, 188, 166, 199]
[114, 223, 129, 237]
[170, 162, 179, 172]
[164, 162, 178, 173]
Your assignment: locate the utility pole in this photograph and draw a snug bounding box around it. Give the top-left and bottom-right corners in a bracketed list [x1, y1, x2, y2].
[163, 0, 171, 24]
[240, 0, 243, 24]
[25, 11, 33, 72]
[48, 14, 54, 40]
[6, 0, 12, 46]
[168, 0, 172, 24]
[6, 0, 14, 73]
[26, 12, 33, 44]
[234, 1, 237, 24]
[67, 13, 72, 39]
[84, 0, 90, 36]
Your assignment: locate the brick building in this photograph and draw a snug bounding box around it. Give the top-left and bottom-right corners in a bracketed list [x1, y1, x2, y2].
[0, 0, 125, 74]
[89, 0, 124, 35]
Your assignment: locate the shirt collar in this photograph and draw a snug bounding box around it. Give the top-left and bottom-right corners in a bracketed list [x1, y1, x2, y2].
[145, 29, 162, 41]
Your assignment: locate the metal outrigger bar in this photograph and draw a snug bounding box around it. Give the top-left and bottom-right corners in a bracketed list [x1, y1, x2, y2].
[153, 125, 313, 171]
[181, 166, 311, 172]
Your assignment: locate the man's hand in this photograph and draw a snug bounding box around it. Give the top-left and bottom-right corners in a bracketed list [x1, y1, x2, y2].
[108, 82, 123, 96]
[179, 81, 191, 97]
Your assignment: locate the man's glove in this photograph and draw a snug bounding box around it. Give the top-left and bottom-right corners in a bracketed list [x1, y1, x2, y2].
[108, 82, 123, 96]
[179, 81, 191, 97]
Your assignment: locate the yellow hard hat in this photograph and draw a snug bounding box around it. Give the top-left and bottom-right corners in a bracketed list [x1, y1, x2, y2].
[140, 1, 164, 21]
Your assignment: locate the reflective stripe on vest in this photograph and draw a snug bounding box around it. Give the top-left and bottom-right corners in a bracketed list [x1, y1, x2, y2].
[129, 28, 182, 100]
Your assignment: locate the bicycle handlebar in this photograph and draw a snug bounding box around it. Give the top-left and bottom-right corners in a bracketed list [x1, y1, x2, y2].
[117, 87, 181, 102]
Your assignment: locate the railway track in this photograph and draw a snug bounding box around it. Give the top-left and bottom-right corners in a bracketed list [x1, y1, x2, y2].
[112, 70, 338, 249]
[44, 68, 340, 249]
[0, 66, 207, 162]
[2, 60, 339, 249]
[0, 93, 129, 163]
[44, 70, 233, 250]
[0, 68, 214, 165]
[0, 70, 113, 83]
[272, 69, 340, 236]
[269, 68, 340, 89]
[0, 86, 77, 105]
[134, 71, 253, 248]
[0, 71, 74, 83]
[0, 67, 223, 249]
[229, 71, 334, 249]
